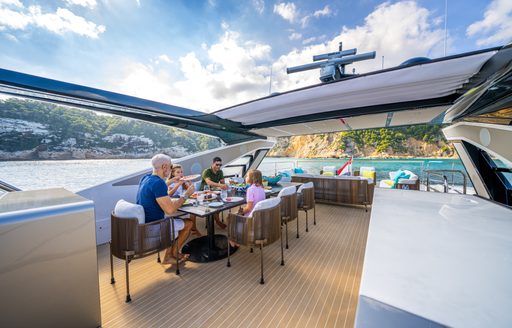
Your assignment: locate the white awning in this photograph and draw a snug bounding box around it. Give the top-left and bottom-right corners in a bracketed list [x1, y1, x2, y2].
[215, 50, 496, 136]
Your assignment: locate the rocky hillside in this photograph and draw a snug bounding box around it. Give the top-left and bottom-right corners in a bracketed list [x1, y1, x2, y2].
[1, 98, 455, 160]
[268, 126, 455, 158]
[0, 98, 220, 160]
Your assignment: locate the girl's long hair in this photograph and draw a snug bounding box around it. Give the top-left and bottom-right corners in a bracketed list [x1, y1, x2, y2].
[246, 169, 263, 186]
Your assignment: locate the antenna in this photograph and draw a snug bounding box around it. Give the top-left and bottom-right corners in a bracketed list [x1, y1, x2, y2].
[444, 0, 448, 56]
[286, 42, 376, 82]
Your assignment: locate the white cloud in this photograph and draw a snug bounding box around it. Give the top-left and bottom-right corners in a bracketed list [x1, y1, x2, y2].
[300, 5, 333, 28]
[114, 28, 272, 112]
[29, 6, 105, 38]
[0, 0, 22, 7]
[252, 0, 264, 14]
[4, 32, 18, 41]
[64, 0, 97, 9]
[157, 54, 172, 64]
[273, 2, 297, 23]
[466, 0, 512, 46]
[271, 1, 446, 92]
[0, 6, 32, 30]
[302, 34, 326, 45]
[0, 2, 105, 38]
[113, 1, 447, 113]
[313, 5, 331, 18]
[289, 32, 301, 40]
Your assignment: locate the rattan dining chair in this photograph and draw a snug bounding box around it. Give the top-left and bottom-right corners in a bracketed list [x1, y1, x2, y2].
[278, 186, 298, 248]
[110, 205, 181, 302]
[297, 182, 316, 232]
[226, 197, 283, 284]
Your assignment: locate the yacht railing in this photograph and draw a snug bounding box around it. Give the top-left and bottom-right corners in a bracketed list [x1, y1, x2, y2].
[425, 170, 467, 194]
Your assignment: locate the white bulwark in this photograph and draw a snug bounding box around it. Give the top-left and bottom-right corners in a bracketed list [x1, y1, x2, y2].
[356, 188, 512, 327]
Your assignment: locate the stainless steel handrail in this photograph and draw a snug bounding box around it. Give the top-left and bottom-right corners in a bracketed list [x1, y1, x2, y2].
[0, 180, 21, 192]
[425, 170, 467, 194]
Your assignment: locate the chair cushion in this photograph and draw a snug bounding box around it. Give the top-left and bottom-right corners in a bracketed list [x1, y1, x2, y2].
[379, 180, 394, 188]
[114, 199, 145, 224]
[322, 166, 337, 174]
[294, 167, 305, 174]
[360, 166, 376, 180]
[278, 185, 296, 197]
[393, 170, 410, 186]
[252, 197, 280, 216]
[280, 176, 292, 183]
[297, 181, 314, 193]
[403, 170, 418, 180]
[397, 178, 418, 184]
[360, 166, 375, 172]
[361, 170, 375, 180]
[322, 171, 334, 176]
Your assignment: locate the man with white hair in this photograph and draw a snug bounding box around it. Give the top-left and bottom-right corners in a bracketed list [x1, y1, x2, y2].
[137, 154, 195, 263]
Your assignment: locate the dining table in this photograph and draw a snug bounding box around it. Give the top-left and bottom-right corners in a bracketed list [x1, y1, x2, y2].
[179, 181, 302, 263]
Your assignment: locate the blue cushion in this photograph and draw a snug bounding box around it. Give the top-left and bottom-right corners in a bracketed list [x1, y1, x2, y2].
[392, 170, 411, 188]
[294, 167, 304, 174]
[263, 175, 282, 186]
[280, 171, 291, 177]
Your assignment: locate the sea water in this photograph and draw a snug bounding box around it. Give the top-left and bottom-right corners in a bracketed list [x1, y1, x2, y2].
[0, 157, 469, 192]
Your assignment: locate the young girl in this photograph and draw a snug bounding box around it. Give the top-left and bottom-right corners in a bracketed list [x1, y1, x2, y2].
[238, 169, 266, 217]
[167, 164, 201, 236]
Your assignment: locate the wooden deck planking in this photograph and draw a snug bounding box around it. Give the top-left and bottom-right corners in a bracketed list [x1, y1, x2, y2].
[98, 204, 370, 328]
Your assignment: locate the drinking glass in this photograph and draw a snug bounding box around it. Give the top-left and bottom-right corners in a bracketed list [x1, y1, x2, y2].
[197, 193, 205, 205]
[221, 189, 228, 200]
[203, 185, 210, 192]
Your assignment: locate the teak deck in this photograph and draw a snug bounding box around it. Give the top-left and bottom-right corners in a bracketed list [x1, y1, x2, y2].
[98, 203, 370, 327]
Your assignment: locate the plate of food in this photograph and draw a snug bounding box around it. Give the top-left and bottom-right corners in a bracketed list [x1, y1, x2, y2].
[181, 174, 201, 181]
[208, 201, 224, 207]
[223, 196, 244, 203]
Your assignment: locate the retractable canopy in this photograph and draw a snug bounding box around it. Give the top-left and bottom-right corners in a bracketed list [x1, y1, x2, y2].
[1, 45, 511, 144]
[216, 46, 511, 137]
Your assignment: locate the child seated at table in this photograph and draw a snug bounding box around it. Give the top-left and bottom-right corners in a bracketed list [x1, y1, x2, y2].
[237, 169, 266, 217]
[167, 164, 201, 236]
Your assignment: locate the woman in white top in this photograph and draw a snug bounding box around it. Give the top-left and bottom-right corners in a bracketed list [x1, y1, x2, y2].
[167, 164, 201, 236]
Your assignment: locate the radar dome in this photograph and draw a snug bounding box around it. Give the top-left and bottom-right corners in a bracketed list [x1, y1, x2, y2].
[399, 57, 431, 66]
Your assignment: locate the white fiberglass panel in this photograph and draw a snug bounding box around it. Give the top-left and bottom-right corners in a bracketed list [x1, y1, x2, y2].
[389, 106, 448, 126]
[358, 188, 512, 327]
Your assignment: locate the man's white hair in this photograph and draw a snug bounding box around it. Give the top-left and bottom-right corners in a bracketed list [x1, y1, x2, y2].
[151, 154, 172, 169]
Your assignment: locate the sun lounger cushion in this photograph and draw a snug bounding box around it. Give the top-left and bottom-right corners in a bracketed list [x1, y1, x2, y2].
[294, 167, 305, 174]
[322, 166, 337, 175]
[360, 167, 376, 183]
[114, 199, 145, 224]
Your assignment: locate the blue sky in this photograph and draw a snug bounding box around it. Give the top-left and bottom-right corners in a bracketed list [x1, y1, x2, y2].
[0, 0, 511, 112]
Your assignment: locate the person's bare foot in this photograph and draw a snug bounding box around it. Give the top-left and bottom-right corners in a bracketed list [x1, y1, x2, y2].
[229, 240, 240, 248]
[162, 247, 175, 264]
[215, 218, 227, 229]
[162, 253, 189, 264]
